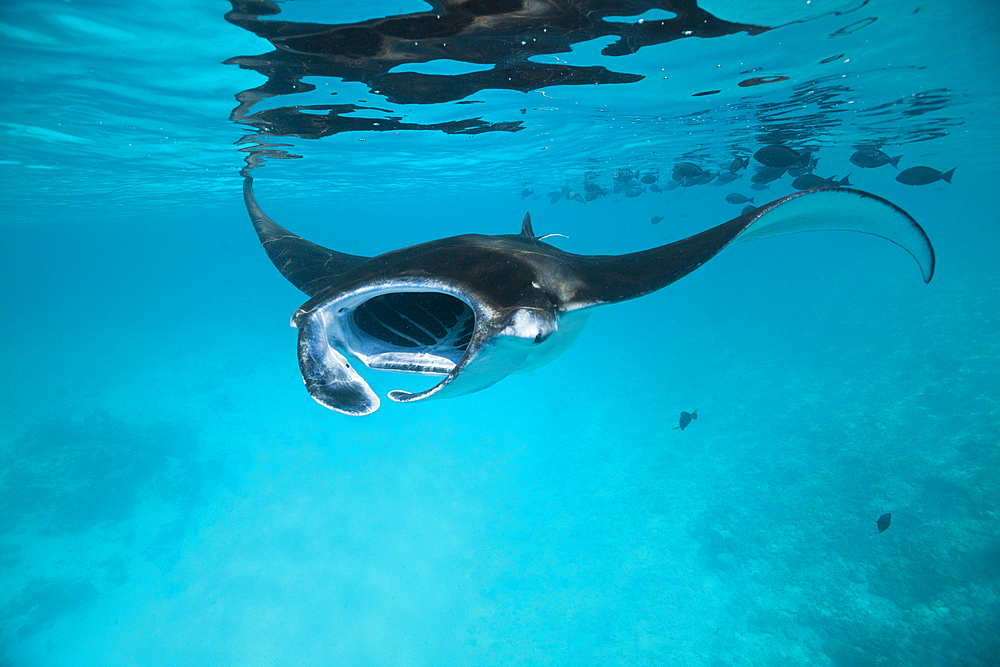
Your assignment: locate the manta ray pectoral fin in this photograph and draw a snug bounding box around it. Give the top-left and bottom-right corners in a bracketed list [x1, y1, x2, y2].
[567, 187, 934, 308]
[735, 187, 934, 283]
[244, 176, 371, 297]
[296, 309, 379, 416]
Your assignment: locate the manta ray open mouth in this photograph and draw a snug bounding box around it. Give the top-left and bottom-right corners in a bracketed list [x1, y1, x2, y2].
[352, 292, 475, 351]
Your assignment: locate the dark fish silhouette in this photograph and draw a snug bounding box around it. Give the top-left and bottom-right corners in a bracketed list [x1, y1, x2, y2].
[850, 149, 902, 169]
[896, 166, 955, 186]
[520, 188, 534, 198]
[876, 513, 891, 533]
[673, 162, 704, 180]
[674, 409, 698, 430]
[650, 215, 665, 225]
[640, 173, 658, 184]
[786, 158, 818, 177]
[742, 204, 757, 214]
[716, 171, 742, 184]
[729, 155, 749, 172]
[754, 145, 810, 169]
[613, 168, 635, 183]
[752, 165, 787, 184]
[725, 193, 754, 204]
[792, 174, 851, 191]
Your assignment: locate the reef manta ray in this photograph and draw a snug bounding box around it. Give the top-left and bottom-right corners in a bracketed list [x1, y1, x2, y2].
[243, 177, 933, 415]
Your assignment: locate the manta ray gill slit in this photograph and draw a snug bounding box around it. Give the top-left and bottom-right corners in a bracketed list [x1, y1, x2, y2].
[351, 292, 475, 351]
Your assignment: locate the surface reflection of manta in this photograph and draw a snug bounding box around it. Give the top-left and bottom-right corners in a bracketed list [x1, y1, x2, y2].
[244, 177, 934, 415]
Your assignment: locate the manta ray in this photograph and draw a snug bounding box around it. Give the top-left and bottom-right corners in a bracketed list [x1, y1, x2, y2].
[243, 177, 933, 415]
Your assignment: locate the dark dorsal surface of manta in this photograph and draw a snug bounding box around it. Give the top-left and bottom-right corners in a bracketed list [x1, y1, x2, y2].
[243, 177, 934, 415]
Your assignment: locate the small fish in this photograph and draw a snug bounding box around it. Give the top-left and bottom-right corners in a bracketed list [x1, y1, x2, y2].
[754, 145, 810, 169]
[583, 182, 606, 201]
[640, 173, 658, 184]
[742, 204, 757, 214]
[649, 183, 662, 193]
[674, 409, 699, 430]
[850, 148, 902, 169]
[725, 193, 754, 204]
[520, 188, 534, 198]
[729, 154, 749, 172]
[672, 162, 704, 180]
[625, 187, 644, 198]
[791, 174, 851, 190]
[896, 166, 955, 186]
[613, 168, 635, 183]
[650, 215, 664, 225]
[875, 513, 891, 533]
[751, 165, 787, 184]
[750, 182, 770, 191]
[786, 163, 810, 178]
[716, 171, 742, 184]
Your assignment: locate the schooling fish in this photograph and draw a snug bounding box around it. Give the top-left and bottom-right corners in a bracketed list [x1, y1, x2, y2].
[725, 193, 754, 204]
[786, 158, 818, 177]
[751, 165, 787, 184]
[754, 145, 810, 169]
[792, 174, 851, 191]
[674, 409, 699, 430]
[673, 162, 704, 181]
[851, 148, 902, 169]
[896, 166, 955, 186]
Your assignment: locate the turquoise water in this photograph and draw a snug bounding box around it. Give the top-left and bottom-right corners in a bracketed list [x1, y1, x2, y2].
[2, 0, 999, 665]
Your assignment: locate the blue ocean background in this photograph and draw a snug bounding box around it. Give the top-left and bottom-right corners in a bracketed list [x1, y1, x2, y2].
[1, 1, 998, 665]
